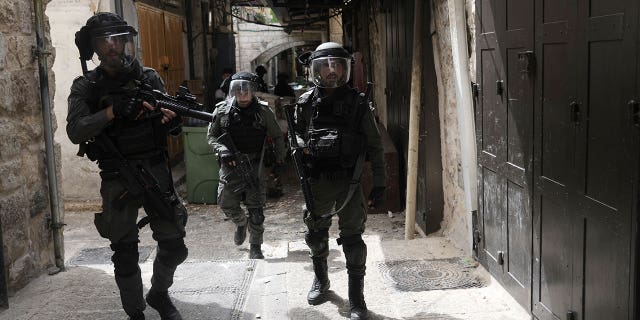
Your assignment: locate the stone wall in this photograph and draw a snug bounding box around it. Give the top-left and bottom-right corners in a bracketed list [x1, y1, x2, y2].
[233, 7, 323, 83]
[0, 0, 58, 293]
[46, 0, 117, 202]
[430, 0, 476, 254]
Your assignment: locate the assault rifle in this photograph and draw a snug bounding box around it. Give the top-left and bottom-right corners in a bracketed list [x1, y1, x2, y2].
[95, 134, 186, 235]
[130, 82, 214, 122]
[217, 133, 260, 194]
[283, 104, 316, 215]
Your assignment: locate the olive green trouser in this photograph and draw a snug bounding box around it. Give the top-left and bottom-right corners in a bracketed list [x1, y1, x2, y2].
[217, 161, 267, 244]
[95, 158, 188, 317]
[304, 174, 367, 258]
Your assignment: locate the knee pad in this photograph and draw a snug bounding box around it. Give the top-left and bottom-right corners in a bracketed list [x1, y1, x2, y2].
[248, 207, 265, 225]
[111, 242, 140, 277]
[305, 229, 329, 258]
[157, 238, 188, 267]
[339, 235, 367, 276]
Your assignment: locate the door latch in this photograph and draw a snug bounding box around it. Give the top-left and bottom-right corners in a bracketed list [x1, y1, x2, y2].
[517, 51, 535, 75]
[496, 80, 504, 96]
[497, 251, 504, 265]
[472, 82, 480, 98]
[569, 101, 581, 123]
[629, 100, 640, 127]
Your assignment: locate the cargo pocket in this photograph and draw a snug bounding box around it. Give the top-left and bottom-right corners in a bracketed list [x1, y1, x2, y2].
[93, 211, 110, 239]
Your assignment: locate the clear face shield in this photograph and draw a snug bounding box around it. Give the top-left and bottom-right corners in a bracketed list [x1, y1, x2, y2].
[310, 57, 351, 88]
[228, 79, 257, 107]
[91, 31, 137, 71]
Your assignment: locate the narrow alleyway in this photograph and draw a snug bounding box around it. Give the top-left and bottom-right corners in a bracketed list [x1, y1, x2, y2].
[0, 165, 529, 320]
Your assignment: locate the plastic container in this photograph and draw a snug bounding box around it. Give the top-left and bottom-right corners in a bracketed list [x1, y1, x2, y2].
[183, 126, 219, 204]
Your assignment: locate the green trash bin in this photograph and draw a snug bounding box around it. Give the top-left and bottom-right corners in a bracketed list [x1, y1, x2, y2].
[183, 126, 219, 204]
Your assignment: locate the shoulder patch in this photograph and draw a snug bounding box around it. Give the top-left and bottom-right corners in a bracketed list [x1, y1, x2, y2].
[72, 75, 86, 84]
[297, 88, 314, 105]
[214, 100, 227, 110]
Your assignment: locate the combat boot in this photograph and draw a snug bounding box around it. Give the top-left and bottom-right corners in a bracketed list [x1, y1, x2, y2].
[145, 288, 183, 320]
[234, 224, 247, 245]
[348, 275, 369, 320]
[249, 244, 264, 259]
[307, 258, 330, 305]
[128, 312, 145, 320]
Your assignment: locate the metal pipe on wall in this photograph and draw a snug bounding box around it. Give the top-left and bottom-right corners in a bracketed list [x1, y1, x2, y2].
[201, 0, 211, 107]
[448, 0, 478, 247]
[33, 0, 65, 272]
[186, 0, 195, 79]
[404, 0, 424, 240]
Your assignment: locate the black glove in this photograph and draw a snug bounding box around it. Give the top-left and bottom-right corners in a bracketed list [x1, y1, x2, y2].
[112, 97, 142, 120]
[271, 162, 286, 176]
[368, 186, 385, 208]
[219, 150, 236, 166]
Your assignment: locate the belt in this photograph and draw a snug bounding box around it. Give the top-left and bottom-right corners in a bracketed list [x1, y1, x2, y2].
[98, 152, 166, 171]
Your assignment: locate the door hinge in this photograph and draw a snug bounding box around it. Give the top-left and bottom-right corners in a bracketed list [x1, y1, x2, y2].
[472, 82, 480, 98]
[496, 80, 504, 96]
[497, 251, 504, 265]
[629, 100, 640, 127]
[566, 310, 576, 320]
[569, 101, 581, 123]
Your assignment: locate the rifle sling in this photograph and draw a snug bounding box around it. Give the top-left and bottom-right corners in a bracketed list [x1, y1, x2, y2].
[94, 134, 172, 229]
[317, 152, 366, 221]
[317, 84, 372, 221]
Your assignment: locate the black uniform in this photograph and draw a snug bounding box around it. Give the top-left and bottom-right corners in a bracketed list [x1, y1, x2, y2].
[67, 12, 187, 320]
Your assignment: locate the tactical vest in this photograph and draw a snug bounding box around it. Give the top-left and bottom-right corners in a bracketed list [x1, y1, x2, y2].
[82, 67, 164, 161]
[300, 87, 367, 169]
[220, 99, 267, 155]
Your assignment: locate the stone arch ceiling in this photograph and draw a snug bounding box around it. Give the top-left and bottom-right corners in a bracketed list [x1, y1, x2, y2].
[251, 40, 320, 67]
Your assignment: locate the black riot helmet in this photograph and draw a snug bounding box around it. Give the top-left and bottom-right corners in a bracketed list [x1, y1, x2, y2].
[298, 42, 352, 88]
[228, 71, 260, 107]
[75, 12, 138, 74]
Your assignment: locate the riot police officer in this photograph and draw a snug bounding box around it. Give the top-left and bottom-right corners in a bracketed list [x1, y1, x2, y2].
[292, 42, 387, 320]
[254, 65, 269, 93]
[207, 71, 286, 259]
[66, 12, 187, 320]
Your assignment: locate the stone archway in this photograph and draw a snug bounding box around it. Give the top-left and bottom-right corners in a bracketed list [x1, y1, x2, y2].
[250, 40, 320, 68]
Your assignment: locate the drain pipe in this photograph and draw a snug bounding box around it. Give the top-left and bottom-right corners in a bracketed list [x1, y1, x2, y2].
[404, 0, 424, 240]
[448, 0, 478, 245]
[33, 0, 65, 272]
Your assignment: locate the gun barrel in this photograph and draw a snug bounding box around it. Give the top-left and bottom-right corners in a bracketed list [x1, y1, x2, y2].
[156, 99, 214, 123]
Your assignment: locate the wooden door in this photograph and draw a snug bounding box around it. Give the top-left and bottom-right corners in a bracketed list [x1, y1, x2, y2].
[476, 0, 534, 310]
[137, 3, 185, 163]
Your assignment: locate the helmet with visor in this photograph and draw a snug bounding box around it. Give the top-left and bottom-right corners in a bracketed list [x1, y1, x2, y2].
[299, 42, 352, 88]
[75, 12, 138, 72]
[228, 71, 260, 107]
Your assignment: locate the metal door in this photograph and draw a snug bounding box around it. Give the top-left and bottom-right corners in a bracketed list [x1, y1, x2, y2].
[569, 0, 638, 318]
[531, 0, 576, 319]
[476, 0, 534, 310]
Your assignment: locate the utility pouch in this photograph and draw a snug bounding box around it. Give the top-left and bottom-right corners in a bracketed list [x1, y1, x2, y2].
[308, 128, 341, 158]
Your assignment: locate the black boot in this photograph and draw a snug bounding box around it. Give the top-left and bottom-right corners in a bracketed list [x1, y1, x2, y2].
[307, 258, 330, 305]
[128, 312, 145, 320]
[249, 244, 264, 259]
[145, 288, 183, 320]
[234, 224, 247, 245]
[348, 275, 369, 320]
